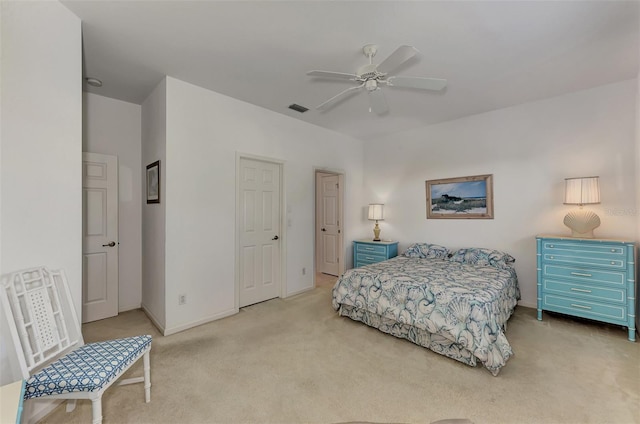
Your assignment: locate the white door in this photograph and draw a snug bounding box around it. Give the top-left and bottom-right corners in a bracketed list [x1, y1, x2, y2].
[239, 158, 281, 308]
[316, 172, 342, 277]
[82, 152, 118, 323]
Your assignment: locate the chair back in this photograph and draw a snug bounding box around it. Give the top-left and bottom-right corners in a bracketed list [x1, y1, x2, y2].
[1, 267, 83, 379]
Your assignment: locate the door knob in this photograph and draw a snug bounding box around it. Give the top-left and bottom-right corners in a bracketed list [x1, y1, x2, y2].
[321, 228, 326, 232]
[272, 235, 279, 240]
[102, 241, 116, 247]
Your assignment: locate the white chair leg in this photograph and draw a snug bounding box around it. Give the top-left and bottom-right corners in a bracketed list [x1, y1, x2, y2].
[143, 350, 151, 403]
[91, 397, 102, 424]
[66, 399, 77, 413]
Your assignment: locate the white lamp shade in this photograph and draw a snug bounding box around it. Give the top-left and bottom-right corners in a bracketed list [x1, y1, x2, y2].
[368, 204, 384, 220]
[564, 177, 600, 205]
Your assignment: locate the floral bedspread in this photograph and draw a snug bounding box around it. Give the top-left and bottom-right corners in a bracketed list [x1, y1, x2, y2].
[331, 256, 520, 375]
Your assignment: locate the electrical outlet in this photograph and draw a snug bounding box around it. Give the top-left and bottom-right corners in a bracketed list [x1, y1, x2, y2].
[178, 294, 187, 305]
[302, 267, 306, 275]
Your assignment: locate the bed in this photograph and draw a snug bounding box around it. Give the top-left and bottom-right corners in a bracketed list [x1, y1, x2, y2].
[331, 243, 520, 376]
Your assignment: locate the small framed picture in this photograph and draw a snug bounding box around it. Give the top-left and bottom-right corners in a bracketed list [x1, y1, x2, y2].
[146, 160, 160, 204]
[426, 174, 493, 219]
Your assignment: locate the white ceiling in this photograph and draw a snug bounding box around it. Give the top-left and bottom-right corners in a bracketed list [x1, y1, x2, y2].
[62, 1, 639, 140]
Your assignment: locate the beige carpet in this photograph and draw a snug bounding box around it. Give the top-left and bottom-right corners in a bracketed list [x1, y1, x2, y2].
[39, 275, 639, 424]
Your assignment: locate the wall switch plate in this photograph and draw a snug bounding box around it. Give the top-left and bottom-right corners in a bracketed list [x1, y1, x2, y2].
[178, 294, 187, 305]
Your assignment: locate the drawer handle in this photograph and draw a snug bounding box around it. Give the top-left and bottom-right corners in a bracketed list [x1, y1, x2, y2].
[571, 304, 592, 310]
[365, 247, 374, 250]
[611, 249, 616, 253]
[549, 245, 554, 248]
[365, 256, 375, 260]
[549, 256, 554, 259]
[570, 272, 592, 277]
[570, 288, 592, 293]
[610, 261, 615, 265]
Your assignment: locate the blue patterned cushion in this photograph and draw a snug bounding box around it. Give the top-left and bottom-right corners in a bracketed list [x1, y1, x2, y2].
[403, 243, 450, 260]
[448, 247, 515, 269]
[24, 335, 152, 400]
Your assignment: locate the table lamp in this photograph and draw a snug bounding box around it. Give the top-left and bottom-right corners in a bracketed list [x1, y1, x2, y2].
[563, 176, 601, 238]
[368, 204, 384, 241]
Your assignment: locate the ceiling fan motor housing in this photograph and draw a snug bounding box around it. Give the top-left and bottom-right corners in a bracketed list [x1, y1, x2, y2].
[358, 63, 383, 81]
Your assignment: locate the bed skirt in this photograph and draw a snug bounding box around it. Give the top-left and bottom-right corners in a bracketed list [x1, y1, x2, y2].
[338, 304, 503, 374]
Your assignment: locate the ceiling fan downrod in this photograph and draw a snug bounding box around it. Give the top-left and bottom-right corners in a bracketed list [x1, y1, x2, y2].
[359, 44, 382, 80]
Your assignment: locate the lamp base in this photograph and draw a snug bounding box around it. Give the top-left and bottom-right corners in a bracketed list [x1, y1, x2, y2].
[563, 209, 600, 239]
[373, 221, 381, 241]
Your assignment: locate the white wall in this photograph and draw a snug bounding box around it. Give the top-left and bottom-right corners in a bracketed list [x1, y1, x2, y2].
[0, 2, 82, 422]
[84, 93, 142, 312]
[363, 80, 638, 308]
[161, 77, 364, 334]
[141, 79, 167, 330]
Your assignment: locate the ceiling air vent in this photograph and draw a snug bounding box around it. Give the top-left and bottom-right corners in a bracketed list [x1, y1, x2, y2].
[288, 104, 309, 113]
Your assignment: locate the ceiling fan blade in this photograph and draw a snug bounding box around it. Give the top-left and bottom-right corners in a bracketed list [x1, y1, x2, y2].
[368, 88, 388, 115]
[376, 45, 419, 75]
[387, 76, 447, 91]
[307, 70, 359, 80]
[316, 83, 364, 111]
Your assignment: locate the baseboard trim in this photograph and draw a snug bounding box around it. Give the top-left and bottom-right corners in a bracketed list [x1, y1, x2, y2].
[286, 285, 314, 298]
[163, 308, 238, 336]
[141, 304, 165, 335]
[518, 300, 536, 309]
[119, 303, 142, 313]
[24, 399, 62, 424]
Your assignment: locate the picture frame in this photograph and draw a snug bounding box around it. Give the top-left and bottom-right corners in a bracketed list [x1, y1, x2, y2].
[426, 174, 493, 219]
[146, 160, 160, 204]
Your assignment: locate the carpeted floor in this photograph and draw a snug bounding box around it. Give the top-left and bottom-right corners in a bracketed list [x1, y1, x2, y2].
[38, 274, 639, 424]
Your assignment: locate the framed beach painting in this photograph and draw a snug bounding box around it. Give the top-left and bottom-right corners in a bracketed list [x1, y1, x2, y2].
[146, 160, 160, 204]
[426, 174, 493, 219]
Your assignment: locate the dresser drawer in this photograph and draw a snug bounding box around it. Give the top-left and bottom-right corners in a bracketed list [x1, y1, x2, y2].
[542, 279, 626, 304]
[542, 294, 627, 323]
[355, 243, 388, 255]
[356, 253, 385, 266]
[541, 241, 626, 270]
[542, 264, 625, 287]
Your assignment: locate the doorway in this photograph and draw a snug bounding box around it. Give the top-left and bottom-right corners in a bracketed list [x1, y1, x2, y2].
[315, 170, 345, 278]
[237, 156, 284, 308]
[82, 152, 119, 323]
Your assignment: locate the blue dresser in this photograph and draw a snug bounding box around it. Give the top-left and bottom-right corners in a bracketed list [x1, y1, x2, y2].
[536, 235, 636, 341]
[353, 240, 398, 268]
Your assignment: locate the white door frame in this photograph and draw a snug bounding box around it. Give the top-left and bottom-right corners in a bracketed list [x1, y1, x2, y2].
[313, 168, 345, 285]
[235, 152, 287, 310]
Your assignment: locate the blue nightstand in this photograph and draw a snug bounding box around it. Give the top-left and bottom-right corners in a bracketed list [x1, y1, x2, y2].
[353, 240, 398, 268]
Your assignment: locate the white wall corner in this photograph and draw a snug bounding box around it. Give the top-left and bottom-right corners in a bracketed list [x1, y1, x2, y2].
[141, 303, 166, 335]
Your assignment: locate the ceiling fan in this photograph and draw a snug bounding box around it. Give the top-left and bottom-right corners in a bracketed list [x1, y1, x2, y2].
[307, 44, 447, 115]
